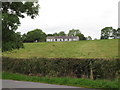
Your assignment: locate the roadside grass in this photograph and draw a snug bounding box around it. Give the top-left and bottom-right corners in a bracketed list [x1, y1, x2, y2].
[2, 39, 118, 58]
[2, 72, 119, 88]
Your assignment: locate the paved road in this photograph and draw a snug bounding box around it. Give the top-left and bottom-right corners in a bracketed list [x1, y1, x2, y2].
[2, 80, 97, 90]
[2, 80, 80, 88]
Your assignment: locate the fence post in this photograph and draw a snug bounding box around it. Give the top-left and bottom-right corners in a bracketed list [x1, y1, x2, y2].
[90, 60, 94, 80]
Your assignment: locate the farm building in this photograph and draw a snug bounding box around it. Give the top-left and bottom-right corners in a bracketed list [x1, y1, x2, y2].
[46, 36, 79, 42]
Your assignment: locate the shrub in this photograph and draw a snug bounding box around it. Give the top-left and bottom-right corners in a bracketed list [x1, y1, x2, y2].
[2, 57, 120, 80]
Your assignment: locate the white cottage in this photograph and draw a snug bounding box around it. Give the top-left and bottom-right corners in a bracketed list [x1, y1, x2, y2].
[46, 36, 79, 42]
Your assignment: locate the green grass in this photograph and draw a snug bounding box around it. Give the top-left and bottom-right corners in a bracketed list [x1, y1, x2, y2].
[3, 39, 119, 58]
[2, 72, 119, 88]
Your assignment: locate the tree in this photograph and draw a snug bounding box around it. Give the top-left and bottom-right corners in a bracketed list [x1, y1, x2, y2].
[87, 36, 92, 40]
[112, 29, 117, 39]
[76, 33, 86, 40]
[117, 28, 120, 39]
[68, 29, 80, 36]
[58, 31, 66, 36]
[21, 34, 27, 42]
[100, 27, 120, 39]
[53, 32, 59, 36]
[2, 2, 39, 51]
[2, 31, 23, 51]
[47, 34, 53, 36]
[68, 29, 86, 40]
[94, 38, 97, 40]
[22, 29, 46, 42]
[100, 27, 113, 39]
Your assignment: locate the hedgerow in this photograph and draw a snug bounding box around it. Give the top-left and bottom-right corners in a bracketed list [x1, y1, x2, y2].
[2, 57, 120, 80]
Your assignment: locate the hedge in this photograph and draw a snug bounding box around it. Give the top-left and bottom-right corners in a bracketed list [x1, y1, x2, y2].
[2, 57, 120, 80]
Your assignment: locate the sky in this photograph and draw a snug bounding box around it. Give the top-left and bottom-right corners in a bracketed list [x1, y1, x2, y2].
[17, 0, 119, 39]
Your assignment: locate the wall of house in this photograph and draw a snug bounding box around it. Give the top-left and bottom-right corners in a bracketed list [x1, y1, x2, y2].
[46, 38, 79, 42]
[73, 38, 78, 41]
[73, 39, 76, 41]
[53, 39, 55, 42]
[64, 39, 68, 41]
[46, 39, 51, 42]
[68, 39, 71, 41]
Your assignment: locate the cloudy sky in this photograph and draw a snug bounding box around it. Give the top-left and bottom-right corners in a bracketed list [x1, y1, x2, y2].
[17, 0, 119, 39]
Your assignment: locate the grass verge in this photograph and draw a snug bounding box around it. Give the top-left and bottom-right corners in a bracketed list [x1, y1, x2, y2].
[2, 72, 119, 88]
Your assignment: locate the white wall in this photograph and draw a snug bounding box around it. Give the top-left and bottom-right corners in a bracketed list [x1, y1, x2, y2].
[61, 39, 63, 41]
[77, 36, 79, 41]
[53, 39, 56, 42]
[47, 38, 79, 42]
[69, 39, 72, 41]
[65, 39, 68, 41]
[57, 39, 60, 41]
[73, 39, 77, 41]
[46, 39, 51, 42]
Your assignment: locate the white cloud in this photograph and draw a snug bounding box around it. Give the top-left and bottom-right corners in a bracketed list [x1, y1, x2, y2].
[17, 0, 119, 39]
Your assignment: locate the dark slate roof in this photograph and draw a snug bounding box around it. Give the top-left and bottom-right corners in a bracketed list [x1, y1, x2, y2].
[47, 36, 78, 39]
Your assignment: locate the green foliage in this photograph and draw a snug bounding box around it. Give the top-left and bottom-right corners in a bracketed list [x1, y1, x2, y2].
[58, 31, 66, 36]
[47, 34, 53, 36]
[2, 2, 39, 19]
[117, 28, 120, 38]
[53, 32, 59, 36]
[112, 29, 118, 39]
[2, 57, 120, 81]
[2, 72, 119, 88]
[68, 29, 80, 36]
[22, 29, 46, 42]
[77, 33, 86, 40]
[2, 2, 39, 51]
[100, 27, 120, 39]
[2, 30, 23, 51]
[49, 31, 66, 36]
[68, 29, 86, 40]
[87, 36, 92, 40]
[101, 27, 113, 39]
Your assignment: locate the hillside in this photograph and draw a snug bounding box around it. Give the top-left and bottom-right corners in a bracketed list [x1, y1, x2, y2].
[3, 39, 119, 58]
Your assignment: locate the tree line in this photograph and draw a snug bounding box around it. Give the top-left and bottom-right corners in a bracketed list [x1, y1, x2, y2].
[22, 26, 120, 43]
[100, 27, 120, 39]
[47, 29, 88, 40]
[21, 29, 90, 43]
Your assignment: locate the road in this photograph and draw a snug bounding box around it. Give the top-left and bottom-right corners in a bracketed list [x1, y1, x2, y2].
[2, 80, 97, 90]
[2, 80, 80, 88]
[2, 80, 98, 90]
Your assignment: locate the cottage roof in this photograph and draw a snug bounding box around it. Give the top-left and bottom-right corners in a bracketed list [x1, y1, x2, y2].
[47, 36, 78, 39]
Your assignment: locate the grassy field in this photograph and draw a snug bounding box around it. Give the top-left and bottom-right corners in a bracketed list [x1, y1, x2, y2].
[2, 72, 119, 88]
[3, 39, 119, 58]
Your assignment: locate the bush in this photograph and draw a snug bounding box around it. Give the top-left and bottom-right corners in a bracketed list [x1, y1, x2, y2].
[2, 41, 24, 51]
[2, 57, 120, 80]
[2, 30, 24, 52]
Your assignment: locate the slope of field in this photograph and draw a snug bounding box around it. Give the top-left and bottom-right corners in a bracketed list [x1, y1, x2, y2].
[3, 39, 119, 58]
